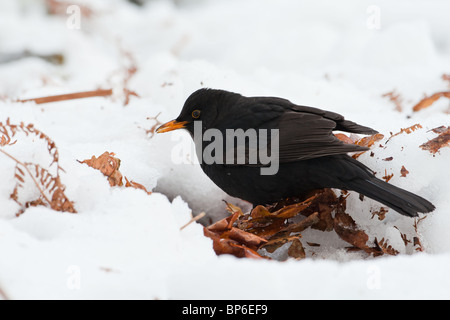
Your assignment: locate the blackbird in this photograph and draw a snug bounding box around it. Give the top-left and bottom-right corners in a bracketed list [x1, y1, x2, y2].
[156, 88, 435, 217]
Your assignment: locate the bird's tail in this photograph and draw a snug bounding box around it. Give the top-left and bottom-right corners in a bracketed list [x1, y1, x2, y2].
[346, 177, 435, 217]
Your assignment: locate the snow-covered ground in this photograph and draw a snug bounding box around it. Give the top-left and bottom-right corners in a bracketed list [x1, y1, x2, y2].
[0, 0, 449, 299]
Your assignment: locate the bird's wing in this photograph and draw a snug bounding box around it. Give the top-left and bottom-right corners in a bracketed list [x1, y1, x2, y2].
[275, 109, 372, 162]
[208, 97, 378, 166]
[228, 98, 377, 165]
[285, 102, 378, 135]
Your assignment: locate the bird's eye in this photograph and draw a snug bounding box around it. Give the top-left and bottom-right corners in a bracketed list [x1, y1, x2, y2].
[192, 110, 201, 119]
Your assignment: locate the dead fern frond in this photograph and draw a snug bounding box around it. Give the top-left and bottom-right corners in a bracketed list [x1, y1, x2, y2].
[0, 118, 61, 172]
[0, 120, 76, 215]
[106, 43, 140, 106]
[375, 238, 399, 256]
[1, 149, 76, 215]
[385, 123, 423, 144]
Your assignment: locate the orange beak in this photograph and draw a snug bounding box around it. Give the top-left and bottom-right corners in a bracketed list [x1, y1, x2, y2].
[156, 120, 188, 133]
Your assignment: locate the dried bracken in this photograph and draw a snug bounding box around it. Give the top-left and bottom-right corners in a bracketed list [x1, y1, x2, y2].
[400, 165, 409, 177]
[146, 113, 163, 138]
[371, 207, 388, 221]
[408, 74, 450, 113]
[0, 120, 76, 215]
[382, 89, 404, 112]
[106, 44, 140, 106]
[204, 190, 355, 259]
[17, 89, 113, 105]
[374, 238, 399, 256]
[412, 92, 450, 112]
[382, 170, 394, 183]
[204, 207, 267, 259]
[335, 132, 384, 159]
[9, 161, 76, 215]
[395, 227, 412, 247]
[124, 177, 152, 195]
[386, 124, 423, 144]
[413, 216, 427, 252]
[204, 182, 425, 260]
[354, 133, 385, 149]
[79, 152, 123, 187]
[420, 126, 450, 154]
[120, 48, 139, 106]
[79, 151, 152, 194]
[334, 207, 371, 253]
[0, 118, 61, 170]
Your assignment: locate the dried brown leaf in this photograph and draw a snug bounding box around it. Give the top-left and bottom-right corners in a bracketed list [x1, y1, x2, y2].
[79, 152, 123, 186]
[334, 133, 356, 144]
[223, 228, 267, 248]
[203, 227, 265, 259]
[251, 197, 314, 220]
[335, 133, 384, 159]
[412, 91, 450, 112]
[261, 235, 302, 254]
[352, 133, 385, 159]
[334, 208, 371, 252]
[400, 165, 409, 177]
[272, 212, 320, 239]
[287, 238, 306, 260]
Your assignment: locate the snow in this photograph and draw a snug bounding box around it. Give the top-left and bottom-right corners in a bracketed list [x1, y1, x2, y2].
[0, 0, 449, 299]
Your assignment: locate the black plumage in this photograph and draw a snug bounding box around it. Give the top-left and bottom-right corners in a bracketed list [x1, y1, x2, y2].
[157, 88, 435, 217]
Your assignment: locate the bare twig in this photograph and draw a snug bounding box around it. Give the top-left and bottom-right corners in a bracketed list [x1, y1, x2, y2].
[16, 89, 113, 105]
[180, 212, 206, 230]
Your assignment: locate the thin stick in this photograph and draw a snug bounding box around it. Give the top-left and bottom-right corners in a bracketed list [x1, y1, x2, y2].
[17, 89, 113, 105]
[0, 149, 52, 205]
[180, 212, 206, 230]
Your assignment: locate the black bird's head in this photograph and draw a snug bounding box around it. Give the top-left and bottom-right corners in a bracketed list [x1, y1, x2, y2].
[156, 88, 241, 135]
